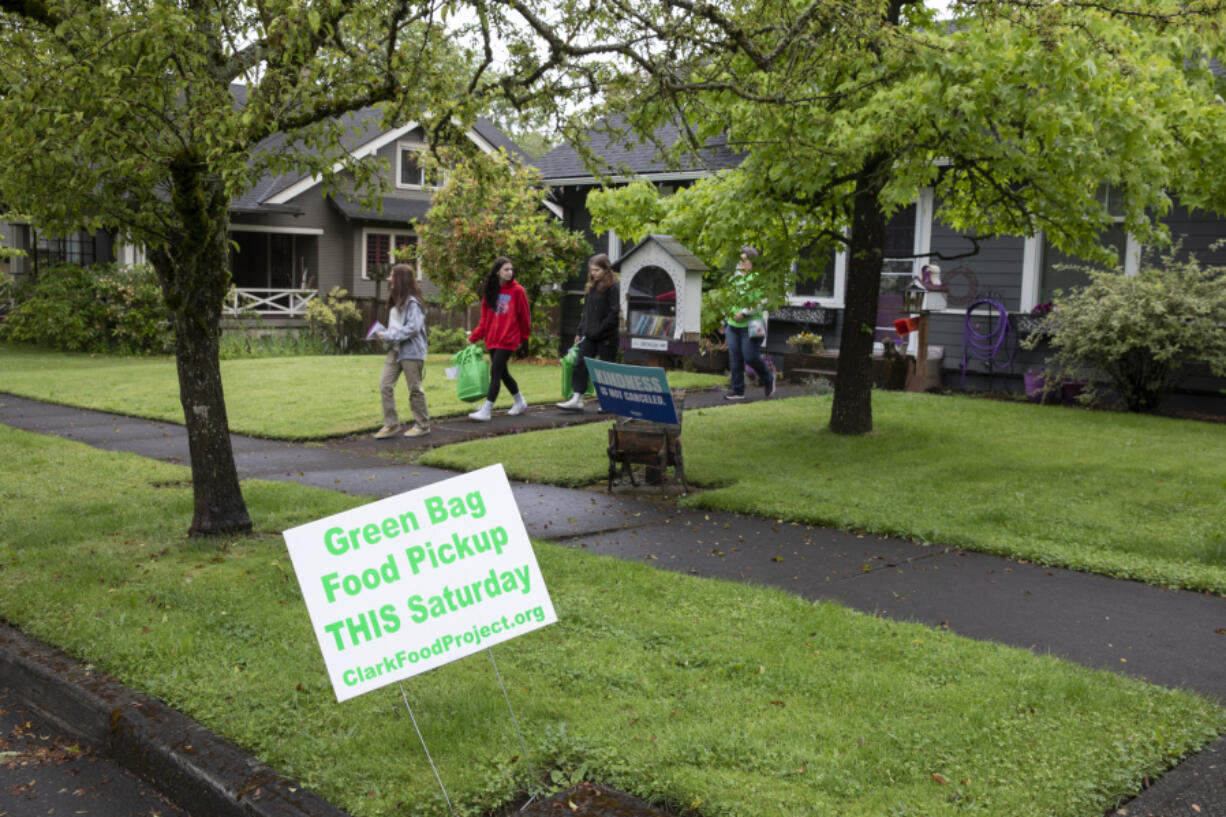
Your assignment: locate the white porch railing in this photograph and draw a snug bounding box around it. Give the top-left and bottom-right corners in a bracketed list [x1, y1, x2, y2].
[226, 287, 318, 317]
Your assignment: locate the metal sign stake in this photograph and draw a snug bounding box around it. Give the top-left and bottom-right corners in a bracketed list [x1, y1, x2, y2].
[398, 681, 457, 817]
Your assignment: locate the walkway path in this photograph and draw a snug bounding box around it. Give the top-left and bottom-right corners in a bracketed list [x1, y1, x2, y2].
[1, 390, 1223, 817]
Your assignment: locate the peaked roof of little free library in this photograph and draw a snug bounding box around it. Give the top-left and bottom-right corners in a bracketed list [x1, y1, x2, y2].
[229, 84, 525, 216]
[615, 234, 710, 273]
[534, 116, 745, 184]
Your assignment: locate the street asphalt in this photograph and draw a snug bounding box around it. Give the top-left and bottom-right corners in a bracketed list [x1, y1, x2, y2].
[0, 387, 1223, 817]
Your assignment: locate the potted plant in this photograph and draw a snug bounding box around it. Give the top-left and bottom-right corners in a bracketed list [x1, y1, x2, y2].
[787, 331, 824, 354]
[688, 334, 729, 373]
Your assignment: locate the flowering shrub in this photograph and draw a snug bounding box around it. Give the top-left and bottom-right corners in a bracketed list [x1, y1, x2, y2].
[1022, 253, 1226, 412]
[2, 262, 171, 354]
[1031, 301, 1053, 316]
[787, 331, 824, 351]
[304, 287, 362, 354]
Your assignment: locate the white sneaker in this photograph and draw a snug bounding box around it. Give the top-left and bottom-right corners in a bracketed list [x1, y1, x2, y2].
[467, 401, 493, 422]
[508, 393, 529, 416]
[373, 425, 399, 439]
[556, 392, 584, 411]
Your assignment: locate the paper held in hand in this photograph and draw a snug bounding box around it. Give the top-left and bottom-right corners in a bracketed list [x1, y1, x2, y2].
[365, 320, 386, 340]
[281, 464, 557, 701]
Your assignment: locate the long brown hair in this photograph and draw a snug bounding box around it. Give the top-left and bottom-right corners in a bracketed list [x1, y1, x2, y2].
[387, 263, 423, 310]
[586, 253, 617, 293]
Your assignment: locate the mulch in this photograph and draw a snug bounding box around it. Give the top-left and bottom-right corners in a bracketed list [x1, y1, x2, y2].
[516, 782, 678, 817]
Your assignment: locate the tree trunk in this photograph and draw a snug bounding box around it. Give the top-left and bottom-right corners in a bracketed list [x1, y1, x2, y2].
[150, 153, 252, 536]
[829, 158, 889, 435]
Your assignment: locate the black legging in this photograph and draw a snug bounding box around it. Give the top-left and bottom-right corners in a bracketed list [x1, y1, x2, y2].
[486, 348, 519, 402]
[571, 336, 618, 393]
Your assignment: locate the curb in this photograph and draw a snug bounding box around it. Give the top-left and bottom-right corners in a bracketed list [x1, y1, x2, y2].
[0, 620, 352, 817]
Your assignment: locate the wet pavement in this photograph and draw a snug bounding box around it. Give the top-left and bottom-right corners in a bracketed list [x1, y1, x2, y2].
[0, 389, 1224, 817]
[0, 686, 190, 817]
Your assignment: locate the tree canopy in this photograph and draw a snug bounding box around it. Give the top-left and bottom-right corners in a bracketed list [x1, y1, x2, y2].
[412, 146, 590, 338]
[568, 0, 1226, 432]
[0, 0, 500, 534]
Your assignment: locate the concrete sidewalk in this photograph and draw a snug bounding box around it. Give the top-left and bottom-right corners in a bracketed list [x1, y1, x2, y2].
[0, 390, 1223, 817]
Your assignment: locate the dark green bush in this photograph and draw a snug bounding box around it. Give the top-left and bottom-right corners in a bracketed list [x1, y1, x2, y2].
[1, 263, 171, 354]
[426, 324, 469, 353]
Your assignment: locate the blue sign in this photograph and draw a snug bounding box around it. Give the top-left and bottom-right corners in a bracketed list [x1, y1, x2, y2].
[584, 359, 678, 424]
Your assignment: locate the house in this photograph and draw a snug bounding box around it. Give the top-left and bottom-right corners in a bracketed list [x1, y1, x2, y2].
[227, 87, 527, 318]
[3, 87, 526, 324]
[535, 122, 1226, 412]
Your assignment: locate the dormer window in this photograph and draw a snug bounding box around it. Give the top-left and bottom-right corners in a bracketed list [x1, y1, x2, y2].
[397, 142, 440, 189]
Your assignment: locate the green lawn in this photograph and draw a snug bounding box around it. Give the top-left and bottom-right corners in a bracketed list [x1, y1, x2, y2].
[0, 344, 725, 439]
[420, 392, 1226, 595]
[0, 425, 1220, 817]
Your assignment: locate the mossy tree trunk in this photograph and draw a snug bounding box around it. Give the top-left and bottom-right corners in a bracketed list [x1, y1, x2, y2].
[830, 157, 889, 436]
[148, 152, 252, 536]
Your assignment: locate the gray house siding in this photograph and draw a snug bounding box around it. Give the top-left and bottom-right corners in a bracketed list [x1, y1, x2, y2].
[1159, 203, 1226, 267]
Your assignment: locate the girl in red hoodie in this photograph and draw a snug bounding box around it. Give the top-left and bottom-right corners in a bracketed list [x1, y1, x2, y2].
[467, 256, 531, 421]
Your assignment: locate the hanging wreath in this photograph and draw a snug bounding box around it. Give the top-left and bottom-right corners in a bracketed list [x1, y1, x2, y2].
[942, 265, 980, 308]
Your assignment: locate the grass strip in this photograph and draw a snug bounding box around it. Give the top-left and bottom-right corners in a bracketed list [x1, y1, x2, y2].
[419, 392, 1226, 594]
[0, 344, 725, 440]
[0, 425, 1221, 817]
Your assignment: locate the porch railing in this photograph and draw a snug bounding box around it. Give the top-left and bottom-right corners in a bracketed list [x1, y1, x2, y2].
[226, 287, 318, 317]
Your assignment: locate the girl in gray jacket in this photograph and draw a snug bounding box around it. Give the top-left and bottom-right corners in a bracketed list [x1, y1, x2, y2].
[374, 264, 430, 438]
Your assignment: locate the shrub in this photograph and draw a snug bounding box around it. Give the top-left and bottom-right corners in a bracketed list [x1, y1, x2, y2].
[304, 287, 362, 354]
[1, 263, 171, 354]
[426, 325, 469, 354]
[1022, 253, 1226, 412]
[219, 328, 329, 359]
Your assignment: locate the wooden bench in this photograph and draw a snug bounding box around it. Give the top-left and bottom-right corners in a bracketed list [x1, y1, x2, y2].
[606, 390, 687, 494]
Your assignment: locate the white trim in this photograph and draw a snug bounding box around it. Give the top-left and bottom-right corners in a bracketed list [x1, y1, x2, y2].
[786, 246, 847, 309]
[267, 120, 500, 205]
[115, 241, 147, 266]
[229, 224, 324, 236]
[608, 229, 622, 261]
[1020, 235, 1042, 312]
[267, 121, 421, 205]
[915, 188, 934, 276]
[1124, 234, 1141, 277]
[1026, 224, 1137, 305]
[361, 226, 420, 281]
[542, 199, 563, 219]
[395, 139, 438, 190]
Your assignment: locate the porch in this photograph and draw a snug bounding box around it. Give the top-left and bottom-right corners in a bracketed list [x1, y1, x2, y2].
[225, 287, 317, 318]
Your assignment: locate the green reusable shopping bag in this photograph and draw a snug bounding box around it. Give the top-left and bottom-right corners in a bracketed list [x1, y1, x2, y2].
[452, 344, 490, 403]
[560, 346, 595, 398]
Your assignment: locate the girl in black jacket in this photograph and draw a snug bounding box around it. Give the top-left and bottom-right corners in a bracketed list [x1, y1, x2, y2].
[557, 253, 620, 410]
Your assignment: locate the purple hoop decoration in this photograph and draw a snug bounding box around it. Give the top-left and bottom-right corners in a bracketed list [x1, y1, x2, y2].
[961, 298, 1015, 387]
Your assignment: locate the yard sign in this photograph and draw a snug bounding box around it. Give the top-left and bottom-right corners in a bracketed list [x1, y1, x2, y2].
[584, 358, 679, 424]
[283, 464, 556, 702]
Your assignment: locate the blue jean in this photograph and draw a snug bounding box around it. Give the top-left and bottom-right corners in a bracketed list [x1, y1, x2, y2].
[726, 324, 772, 395]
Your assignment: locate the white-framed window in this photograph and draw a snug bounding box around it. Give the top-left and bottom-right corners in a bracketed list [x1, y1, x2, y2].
[1021, 184, 1140, 311]
[363, 228, 419, 280]
[789, 243, 840, 303]
[396, 142, 441, 189]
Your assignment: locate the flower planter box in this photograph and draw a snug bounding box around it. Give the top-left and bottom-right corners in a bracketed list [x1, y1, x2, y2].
[1061, 379, 1088, 404]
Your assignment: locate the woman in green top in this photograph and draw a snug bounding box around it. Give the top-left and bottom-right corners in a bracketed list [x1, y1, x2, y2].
[724, 246, 776, 400]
